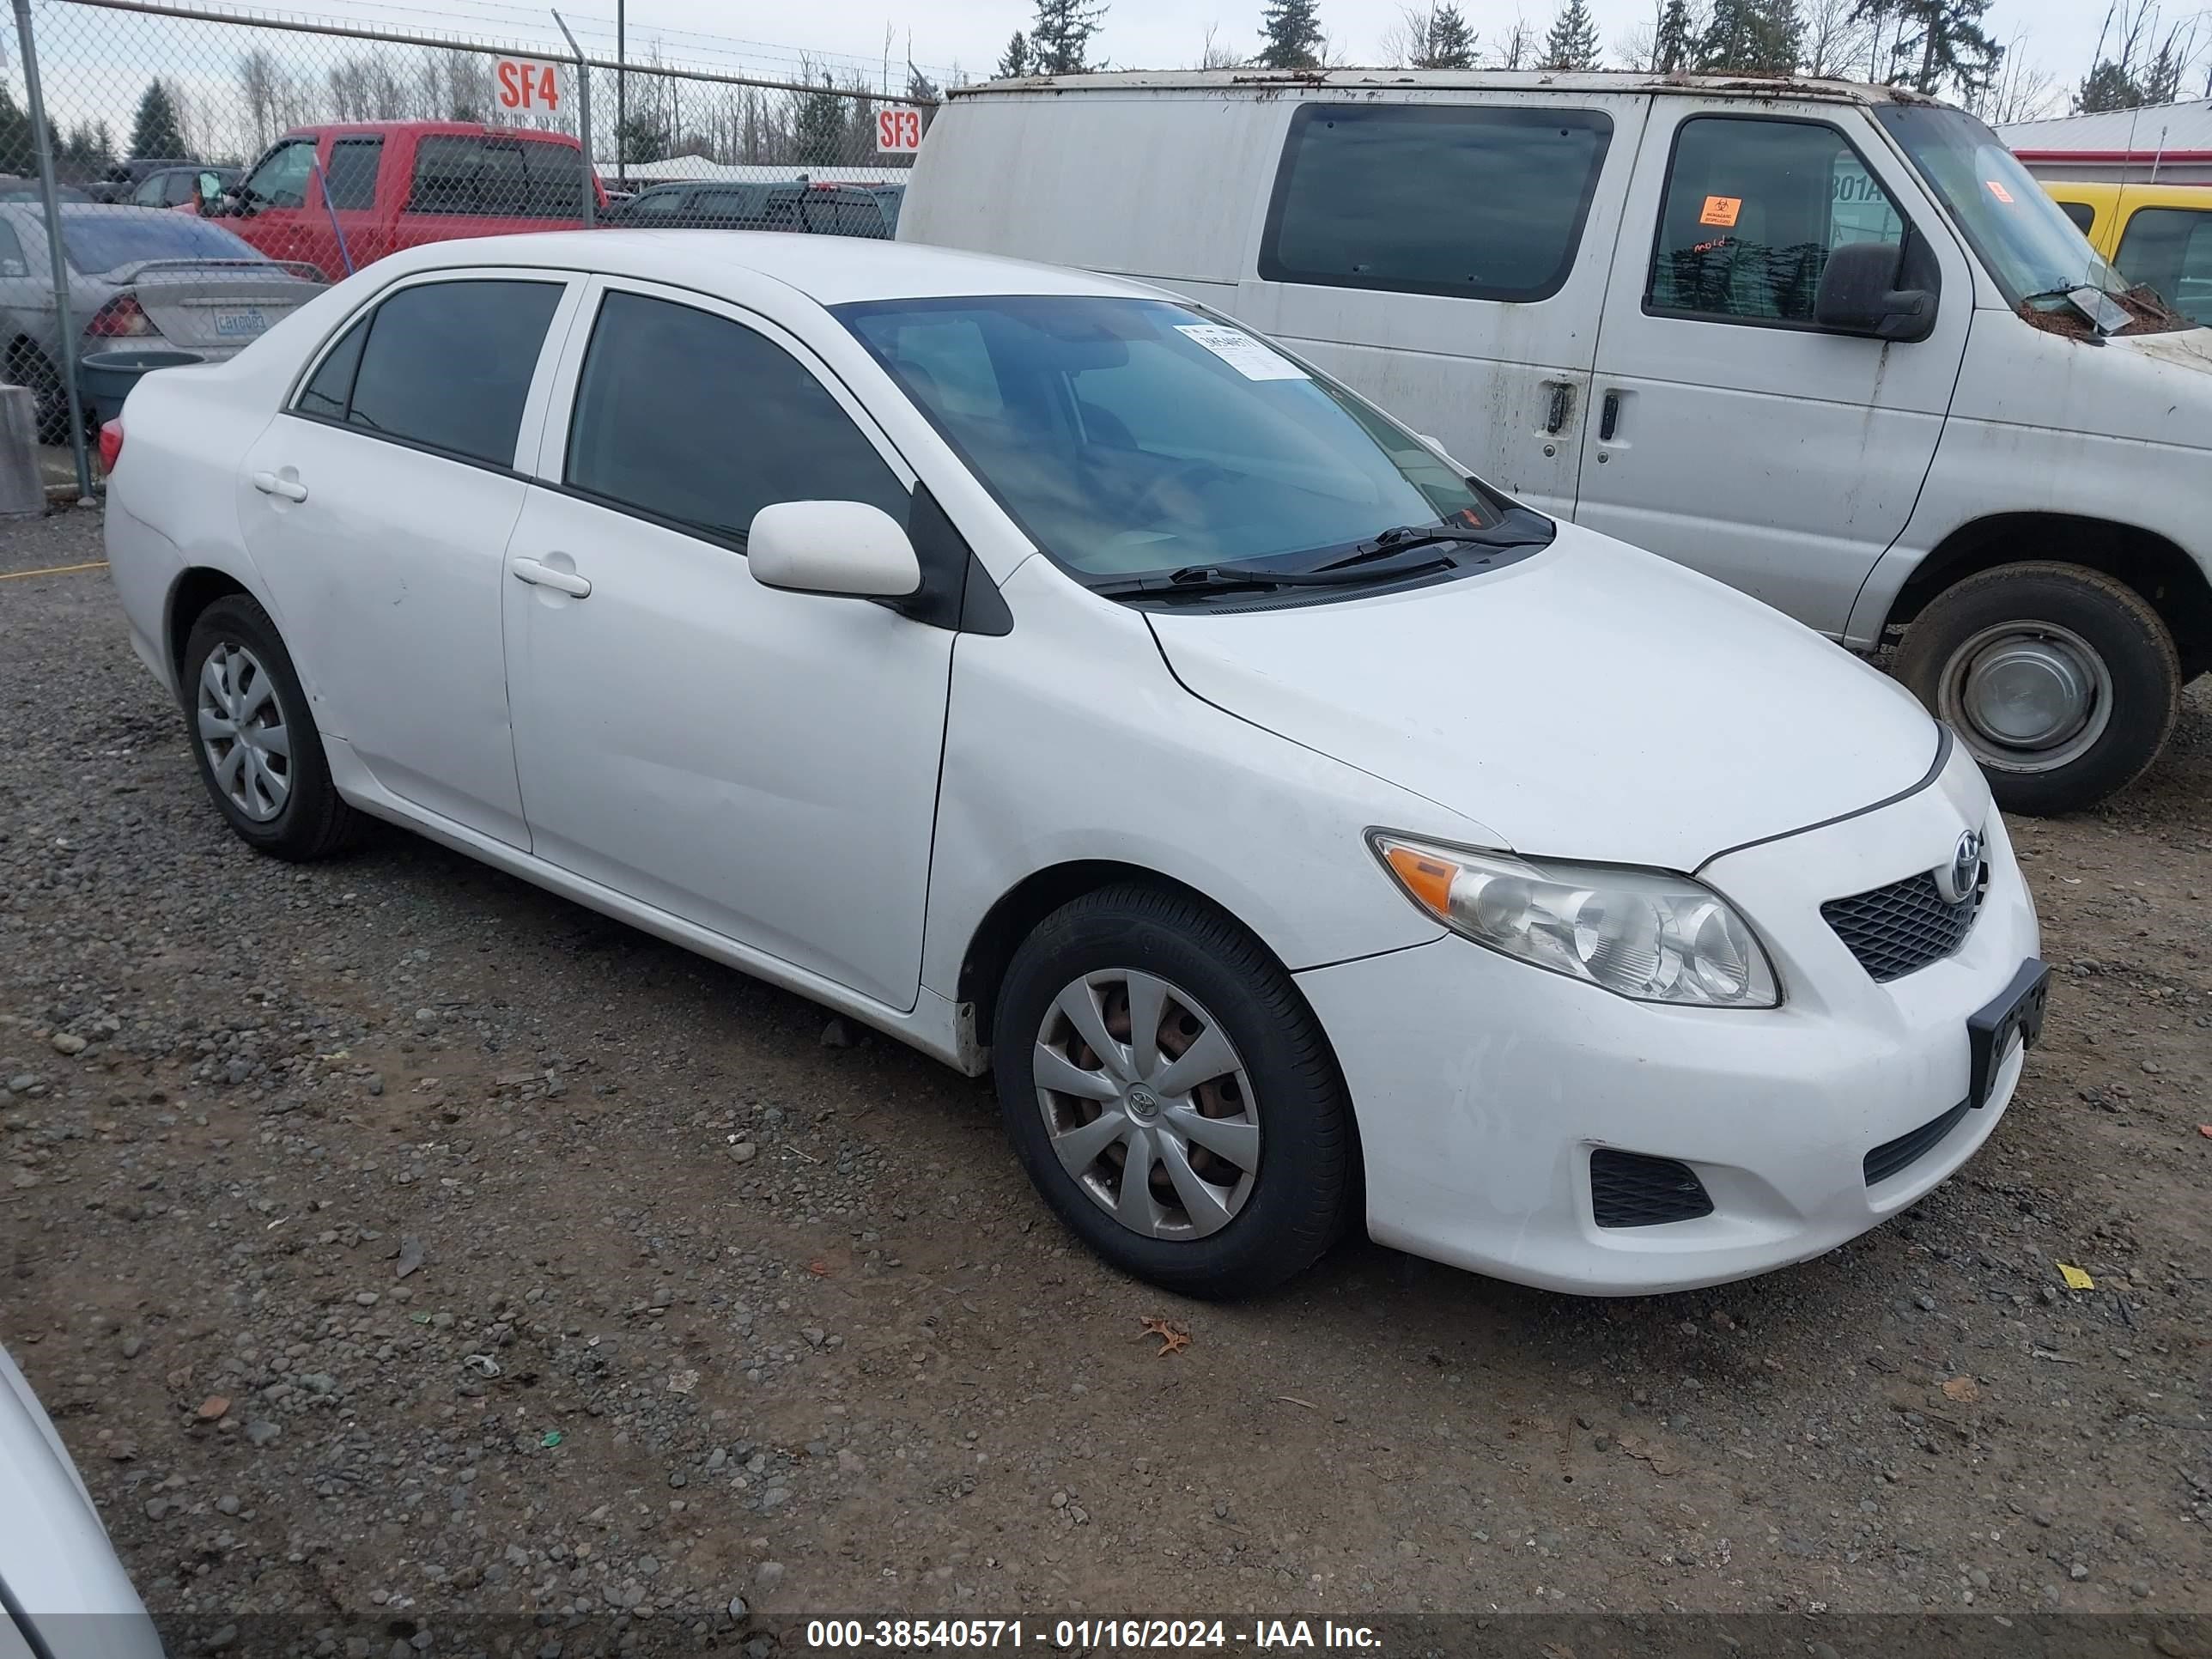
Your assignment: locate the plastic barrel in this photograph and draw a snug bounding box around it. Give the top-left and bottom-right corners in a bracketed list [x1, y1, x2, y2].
[76, 348, 204, 430]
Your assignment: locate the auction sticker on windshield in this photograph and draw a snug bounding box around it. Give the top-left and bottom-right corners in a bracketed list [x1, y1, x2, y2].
[1175, 324, 1306, 381]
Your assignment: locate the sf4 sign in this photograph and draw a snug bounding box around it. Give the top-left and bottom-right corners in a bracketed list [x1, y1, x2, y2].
[876, 106, 923, 154]
[494, 56, 562, 114]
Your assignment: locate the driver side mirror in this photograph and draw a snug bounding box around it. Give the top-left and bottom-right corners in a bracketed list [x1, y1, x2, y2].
[1814, 240, 1936, 343]
[748, 501, 921, 600]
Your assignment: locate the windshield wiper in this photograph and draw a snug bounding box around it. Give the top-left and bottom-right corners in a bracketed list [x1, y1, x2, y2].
[1326, 507, 1556, 568]
[1091, 547, 1459, 599]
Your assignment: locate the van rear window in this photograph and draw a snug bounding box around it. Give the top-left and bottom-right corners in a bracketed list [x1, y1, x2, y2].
[1261, 104, 1612, 303]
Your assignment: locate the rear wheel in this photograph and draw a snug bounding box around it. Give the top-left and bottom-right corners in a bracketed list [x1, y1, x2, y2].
[181, 594, 362, 860]
[7, 340, 70, 445]
[991, 884, 1351, 1299]
[1894, 561, 2180, 816]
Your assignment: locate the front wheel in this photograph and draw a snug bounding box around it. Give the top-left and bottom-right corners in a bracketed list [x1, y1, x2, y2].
[1894, 562, 2181, 816]
[991, 884, 1352, 1300]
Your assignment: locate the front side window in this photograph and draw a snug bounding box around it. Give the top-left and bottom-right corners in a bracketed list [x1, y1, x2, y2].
[565, 290, 908, 544]
[1261, 104, 1613, 302]
[1649, 116, 1907, 325]
[325, 138, 383, 211]
[627, 187, 691, 218]
[2115, 207, 2212, 325]
[839, 295, 1498, 583]
[329, 279, 563, 466]
[242, 140, 317, 210]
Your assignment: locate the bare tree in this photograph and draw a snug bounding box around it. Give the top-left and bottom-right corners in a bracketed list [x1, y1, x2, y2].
[1194, 21, 1249, 65]
[1800, 0, 1875, 75]
[1973, 26, 2060, 119]
[1492, 11, 1539, 65]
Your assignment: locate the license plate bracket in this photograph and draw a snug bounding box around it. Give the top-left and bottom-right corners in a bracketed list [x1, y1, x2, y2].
[1966, 958, 2048, 1109]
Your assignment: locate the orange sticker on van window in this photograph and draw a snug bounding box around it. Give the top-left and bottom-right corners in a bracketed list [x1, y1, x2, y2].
[1699, 195, 1741, 227]
[1986, 180, 2015, 204]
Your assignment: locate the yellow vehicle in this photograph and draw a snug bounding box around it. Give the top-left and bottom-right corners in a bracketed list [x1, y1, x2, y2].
[2039, 179, 2212, 323]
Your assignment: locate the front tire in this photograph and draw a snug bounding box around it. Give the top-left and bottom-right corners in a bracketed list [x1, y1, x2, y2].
[1894, 562, 2180, 816]
[992, 884, 1352, 1300]
[181, 594, 362, 860]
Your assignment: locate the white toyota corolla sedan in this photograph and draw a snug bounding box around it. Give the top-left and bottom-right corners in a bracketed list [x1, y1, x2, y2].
[104, 232, 2046, 1299]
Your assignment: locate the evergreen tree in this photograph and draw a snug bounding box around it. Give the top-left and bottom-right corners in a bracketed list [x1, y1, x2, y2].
[1031, 0, 1107, 74]
[2074, 58, 2142, 110]
[996, 29, 1033, 76]
[1878, 0, 1998, 94]
[1413, 1, 1478, 65]
[0, 86, 33, 177]
[1698, 0, 1795, 71]
[793, 73, 850, 163]
[1256, 0, 1325, 67]
[1654, 0, 1697, 68]
[615, 110, 669, 163]
[128, 79, 188, 159]
[1540, 0, 1601, 67]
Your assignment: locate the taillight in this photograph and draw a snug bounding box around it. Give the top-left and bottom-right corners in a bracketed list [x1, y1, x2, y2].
[87, 295, 153, 337]
[98, 418, 123, 473]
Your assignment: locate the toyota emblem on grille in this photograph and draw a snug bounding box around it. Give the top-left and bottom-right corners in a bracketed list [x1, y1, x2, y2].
[1936, 830, 1984, 906]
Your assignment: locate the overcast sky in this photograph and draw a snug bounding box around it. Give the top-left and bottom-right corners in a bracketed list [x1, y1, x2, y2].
[331, 0, 2209, 119]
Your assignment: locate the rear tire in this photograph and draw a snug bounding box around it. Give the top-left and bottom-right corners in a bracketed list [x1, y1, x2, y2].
[9, 341, 70, 445]
[991, 884, 1352, 1300]
[1894, 562, 2180, 816]
[181, 594, 363, 860]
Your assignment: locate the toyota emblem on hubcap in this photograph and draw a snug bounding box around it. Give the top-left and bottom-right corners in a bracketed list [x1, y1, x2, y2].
[1127, 1085, 1160, 1120]
[1936, 830, 1984, 906]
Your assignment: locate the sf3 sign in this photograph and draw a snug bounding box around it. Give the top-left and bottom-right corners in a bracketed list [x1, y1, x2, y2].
[494, 56, 563, 114]
[876, 107, 923, 154]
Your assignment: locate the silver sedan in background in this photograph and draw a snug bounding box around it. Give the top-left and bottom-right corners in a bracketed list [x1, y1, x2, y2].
[0, 203, 321, 438]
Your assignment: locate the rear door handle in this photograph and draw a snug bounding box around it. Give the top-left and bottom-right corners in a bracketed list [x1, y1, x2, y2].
[1543, 381, 1574, 434]
[1598, 392, 1621, 443]
[251, 470, 308, 502]
[508, 555, 592, 599]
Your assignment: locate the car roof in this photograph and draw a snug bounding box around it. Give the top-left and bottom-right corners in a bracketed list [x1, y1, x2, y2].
[950, 67, 1954, 109]
[283, 119, 582, 141]
[374, 229, 1167, 307]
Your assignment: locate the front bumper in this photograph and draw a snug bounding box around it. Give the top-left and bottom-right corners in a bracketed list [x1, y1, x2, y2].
[1297, 740, 2040, 1296]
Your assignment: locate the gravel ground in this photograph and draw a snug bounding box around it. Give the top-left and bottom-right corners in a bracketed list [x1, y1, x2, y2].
[3, 508, 2209, 1655]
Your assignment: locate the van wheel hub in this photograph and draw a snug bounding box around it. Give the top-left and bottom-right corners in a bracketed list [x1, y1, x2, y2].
[1942, 621, 2112, 772]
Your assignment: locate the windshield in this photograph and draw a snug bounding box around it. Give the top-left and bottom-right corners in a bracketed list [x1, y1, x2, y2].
[1875, 105, 2125, 304]
[835, 295, 1495, 582]
[59, 211, 268, 274]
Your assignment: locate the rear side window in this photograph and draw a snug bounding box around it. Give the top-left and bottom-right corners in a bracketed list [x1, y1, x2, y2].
[325, 138, 383, 210]
[1647, 116, 1908, 326]
[319, 279, 562, 465]
[564, 290, 908, 544]
[2057, 199, 2096, 234]
[408, 137, 580, 219]
[1261, 104, 1613, 302]
[0, 220, 26, 277]
[2115, 206, 2212, 325]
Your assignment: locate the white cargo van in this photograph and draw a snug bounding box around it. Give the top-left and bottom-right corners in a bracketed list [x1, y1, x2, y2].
[900, 71, 2212, 814]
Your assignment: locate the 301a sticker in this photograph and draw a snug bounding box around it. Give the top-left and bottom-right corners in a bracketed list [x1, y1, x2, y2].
[1174, 324, 1306, 381]
[1699, 194, 1741, 228]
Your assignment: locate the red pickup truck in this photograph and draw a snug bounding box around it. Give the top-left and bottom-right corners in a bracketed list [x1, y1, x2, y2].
[192, 120, 605, 282]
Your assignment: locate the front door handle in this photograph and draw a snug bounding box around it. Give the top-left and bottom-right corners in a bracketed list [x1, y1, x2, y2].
[251, 470, 308, 502]
[508, 555, 592, 599]
[1597, 392, 1621, 443]
[1543, 381, 1574, 435]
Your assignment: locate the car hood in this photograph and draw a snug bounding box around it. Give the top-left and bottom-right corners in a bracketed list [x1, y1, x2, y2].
[1144, 523, 1942, 871]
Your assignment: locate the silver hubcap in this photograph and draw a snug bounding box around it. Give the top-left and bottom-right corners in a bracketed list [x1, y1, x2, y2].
[1033, 969, 1260, 1241]
[1939, 621, 2113, 775]
[196, 641, 291, 822]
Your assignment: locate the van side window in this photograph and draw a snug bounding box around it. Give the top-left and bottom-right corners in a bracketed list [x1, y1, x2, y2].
[1261, 105, 1613, 303]
[2057, 199, 2095, 235]
[2114, 207, 2212, 325]
[1648, 116, 1908, 327]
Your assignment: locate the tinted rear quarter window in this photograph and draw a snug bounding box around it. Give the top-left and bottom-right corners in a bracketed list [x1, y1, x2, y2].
[2057, 199, 2095, 234]
[1261, 104, 1613, 301]
[409, 137, 580, 219]
[2115, 206, 2212, 324]
[565, 290, 908, 544]
[339, 279, 562, 465]
[325, 138, 383, 210]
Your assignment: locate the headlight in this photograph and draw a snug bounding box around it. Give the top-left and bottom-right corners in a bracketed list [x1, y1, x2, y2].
[1369, 831, 1780, 1007]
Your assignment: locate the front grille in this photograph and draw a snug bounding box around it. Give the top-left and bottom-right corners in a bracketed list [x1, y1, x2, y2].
[1590, 1149, 1714, 1228]
[1822, 870, 1981, 982]
[1864, 1099, 1970, 1186]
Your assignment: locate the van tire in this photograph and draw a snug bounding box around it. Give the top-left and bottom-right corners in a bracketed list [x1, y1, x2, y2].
[1895, 562, 2179, 816]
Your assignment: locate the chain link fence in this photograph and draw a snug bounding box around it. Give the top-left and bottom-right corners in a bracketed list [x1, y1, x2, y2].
[0, 0, 936, 491]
